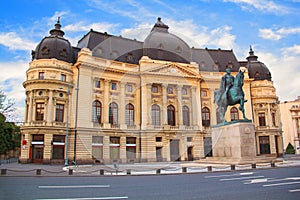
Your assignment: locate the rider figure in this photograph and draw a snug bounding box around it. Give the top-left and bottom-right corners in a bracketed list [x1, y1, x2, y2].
[217, 67, 234, 105]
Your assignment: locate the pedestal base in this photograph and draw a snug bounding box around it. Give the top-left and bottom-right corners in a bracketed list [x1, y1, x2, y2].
[211, 122, 257, 164]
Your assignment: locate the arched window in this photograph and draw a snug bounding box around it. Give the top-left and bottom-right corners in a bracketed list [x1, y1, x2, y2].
[202, 107, 210, 127]
[182, 106, 190, 126]
[125, 103, 134, 126]
[92, 100, 102, 123]
[151, 104, 161, 126]
[109, 102, 118, 125]
[230, 107, 239, 121]
[167, 105, 176, 126]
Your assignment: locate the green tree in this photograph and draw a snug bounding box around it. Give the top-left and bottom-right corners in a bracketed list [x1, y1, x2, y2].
[286, 143, 296, 154]
[0, 113, 20, 156]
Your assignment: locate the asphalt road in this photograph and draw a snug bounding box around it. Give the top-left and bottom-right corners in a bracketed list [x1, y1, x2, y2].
[1, 166, 300, 200]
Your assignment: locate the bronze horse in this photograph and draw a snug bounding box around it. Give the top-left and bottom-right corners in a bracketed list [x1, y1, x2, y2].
[214, 70, 248, 124]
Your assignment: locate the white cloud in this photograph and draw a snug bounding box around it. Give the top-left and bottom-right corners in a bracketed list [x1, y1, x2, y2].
[257, 47, 300, 101]
[224, 0, 290, 14]
[64, 21, 118, 33]
[121, 19, 237, 49]
[0, 60, 27, 122]
[0, 32, 36, 51]
[259, 27, 300, 40]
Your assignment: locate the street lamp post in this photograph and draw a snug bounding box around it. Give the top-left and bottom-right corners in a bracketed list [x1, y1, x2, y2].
[64, 84, 70, 166]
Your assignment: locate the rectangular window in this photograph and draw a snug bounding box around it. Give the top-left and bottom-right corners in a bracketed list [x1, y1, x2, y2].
[39, 72, 44, 80]
[92, 136, 103, 161]
[60, 74, 66, 82]
[167, 87, 173, 94]
[126, 137, 136, 160]
[36, 103, 44, 121]
[182, 88, 188, 95]
[52, 135, 65, 159]
[127, 84, 133, 92]
[258, 112, 266, 126]
[201, 90, 208, 97]
[152, 85, 158, 93]
[187, 137, 193, 142]
[156, 137, 162, 142]
[272, 113, 276, 126]
[55, 104, 64, 122]
[111, 82, 117, 90]
[110, 137, 120, 161]
[95, 79, 101, 88]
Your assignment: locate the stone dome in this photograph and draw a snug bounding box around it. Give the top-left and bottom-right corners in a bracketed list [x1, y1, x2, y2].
[143, 17, 191, 63]
[246, 47, 272, 81]
[32, 18, 73, 63]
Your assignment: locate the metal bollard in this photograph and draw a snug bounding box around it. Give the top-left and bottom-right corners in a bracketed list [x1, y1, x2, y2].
[271, 162, 276, 167]
[252, 163, 256, 169]
[36, 169, 41, 175]
[69, 168, 73, 175]
[207, 166, 212, 172]
[126, 169, 131, 175]
[182, 167, 187, 173]
[100, 169, 104, 175]
[231, 164, 235, 170]
[1, 169, 7, 175]
[156, 169, 161, 174]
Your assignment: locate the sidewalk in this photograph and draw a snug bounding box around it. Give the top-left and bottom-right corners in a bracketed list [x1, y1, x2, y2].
[1, 157, 300, 177]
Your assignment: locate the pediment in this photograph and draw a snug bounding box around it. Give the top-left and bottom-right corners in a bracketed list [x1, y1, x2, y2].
[145, 63, 200, 78]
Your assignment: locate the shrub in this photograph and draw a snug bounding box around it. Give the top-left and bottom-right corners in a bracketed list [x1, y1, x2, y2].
[286, 143, 296, 154]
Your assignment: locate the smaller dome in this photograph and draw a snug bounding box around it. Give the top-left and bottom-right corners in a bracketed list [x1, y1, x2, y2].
[32, 18, 73, 63]
[143, 17, 191, 63]
[246, 46, 272, 81]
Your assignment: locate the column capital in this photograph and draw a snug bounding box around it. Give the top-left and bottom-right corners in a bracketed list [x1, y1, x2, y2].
[162, 83, 168, 88]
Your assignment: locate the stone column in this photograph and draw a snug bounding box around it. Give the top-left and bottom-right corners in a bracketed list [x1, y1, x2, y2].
[103, 136, 110, 163]
[28, 90, 34, 123]
[267, 103, 272, 127]
[120, 136, 126, 163]
[177, 85, 183, 128]
[191, 86, 198, 126]
[162, 84, 168, 126]
[120, 82, 126, 129]
[47, 90, 54, 125]
[103, 80, 110, 128]
[141, 83, 152, 129]
[43, 134, 52, 164]
[210, 89, 217, 126]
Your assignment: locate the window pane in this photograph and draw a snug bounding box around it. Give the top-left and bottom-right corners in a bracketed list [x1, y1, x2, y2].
[152, 104, 161, 126]
[55, 104, 64, 122]
[183, 106, 190, 126]
[36, 103, 44, 121]
[109, 103, 118, 124]
[167, 105, 175, 126]
[125, 104, 134, 125]
[92, 100, 101, 123]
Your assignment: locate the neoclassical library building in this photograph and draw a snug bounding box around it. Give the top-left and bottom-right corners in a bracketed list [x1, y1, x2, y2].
[19, 18, 283, 164]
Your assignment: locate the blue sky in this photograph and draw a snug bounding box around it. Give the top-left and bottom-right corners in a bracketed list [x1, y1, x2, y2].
[1, 0, 300, 121]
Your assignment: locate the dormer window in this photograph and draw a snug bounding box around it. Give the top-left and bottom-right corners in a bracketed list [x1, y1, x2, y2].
[41, 47, 49, 55]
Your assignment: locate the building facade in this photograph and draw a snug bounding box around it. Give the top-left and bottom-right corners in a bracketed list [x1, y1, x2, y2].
[280, 97, 300, 154]
[20, 18, 283, 164]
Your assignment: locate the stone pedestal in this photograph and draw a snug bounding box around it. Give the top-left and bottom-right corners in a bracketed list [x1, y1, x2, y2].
[211, 122, 256, 164]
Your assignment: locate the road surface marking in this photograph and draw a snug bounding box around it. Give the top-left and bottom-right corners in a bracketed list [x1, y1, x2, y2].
[36, 197, 128, 200]
[289, 189, 300, 193]
[244, 178, 269, 184]
[220, 176, 264, 181]
[38, 185, 110, 189]
[205, 172, 254, 178]
[263, 181, 300, 187]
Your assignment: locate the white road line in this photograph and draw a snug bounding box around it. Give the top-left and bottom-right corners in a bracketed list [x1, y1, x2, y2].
[289, 189, 300, 193]
[244, 178, 269, 184]
[263, 181, 300, 187]
[220, 176, 265, 181]
[205, 172, 254, 178]
[38, 185, 110, 189]
[35, 197, 128, 200]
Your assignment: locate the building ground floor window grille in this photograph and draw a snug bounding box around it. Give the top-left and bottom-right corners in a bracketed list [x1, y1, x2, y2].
[110, 136, 120, 161]
[126, 137, 136, 160]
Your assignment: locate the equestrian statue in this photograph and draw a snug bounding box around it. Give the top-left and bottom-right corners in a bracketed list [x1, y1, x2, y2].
[214, 68, 248, 124]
